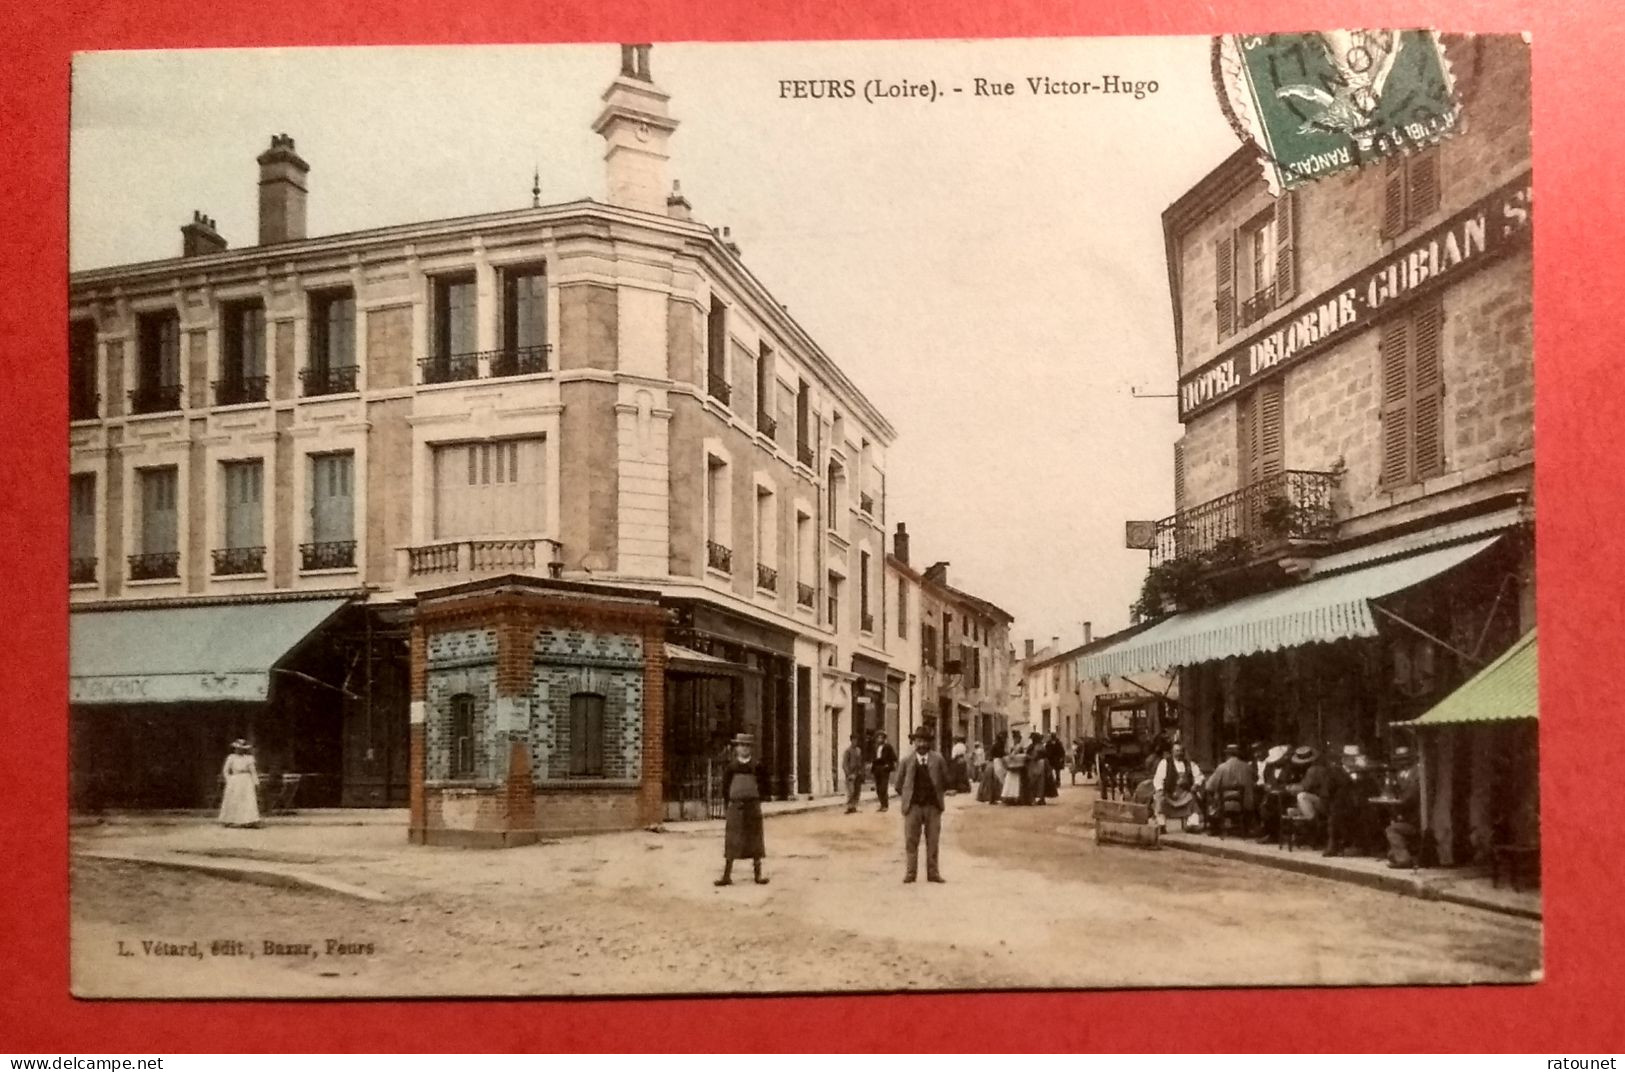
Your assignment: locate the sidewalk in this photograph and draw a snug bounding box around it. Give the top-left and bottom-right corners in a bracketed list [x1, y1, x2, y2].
[1158, 827, 1542, 920]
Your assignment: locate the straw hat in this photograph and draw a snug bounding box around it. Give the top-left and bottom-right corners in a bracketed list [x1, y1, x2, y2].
[1291, 746, 1320, 764]
[731, 733, 754, 746]
[230, 738, 250, 750]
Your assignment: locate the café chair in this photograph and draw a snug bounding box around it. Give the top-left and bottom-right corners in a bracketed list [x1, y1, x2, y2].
[1282, 807, 1323, 852]
[1210, 787, 1249, 839]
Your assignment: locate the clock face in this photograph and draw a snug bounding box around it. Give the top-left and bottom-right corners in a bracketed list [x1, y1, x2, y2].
[635, 121, 650, 142]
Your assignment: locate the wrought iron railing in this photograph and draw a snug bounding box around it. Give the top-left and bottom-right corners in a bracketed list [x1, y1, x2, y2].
[129, 384, 182, 415]
[128, 551, 180, 580]
[214, 376, 269, 407]
[212, 546, 266, 575]
[69, 557, 97, 584]
[758, 414, 777, 439]
[796, 582, 816, 608]
[300, 364, 360, 396]
[756, 563, 777, 592]
[708, 373, 731, 405]
[300, 540, 356, 570]
[1151, 469, 1338, 567]
[488, 345, 551, 378]
[797, 442, 814, 468]
[69, 383, 99, 421]
[419, 353, 480, 384]
[1237, 279, 1278, 331]
[707, 540, 732, 573]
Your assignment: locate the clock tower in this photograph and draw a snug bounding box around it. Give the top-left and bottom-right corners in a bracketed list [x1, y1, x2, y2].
[593, 44, 680, 215]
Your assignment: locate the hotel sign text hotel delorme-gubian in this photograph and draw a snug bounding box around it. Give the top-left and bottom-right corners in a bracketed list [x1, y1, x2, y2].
[1178, 170, 1532, 421]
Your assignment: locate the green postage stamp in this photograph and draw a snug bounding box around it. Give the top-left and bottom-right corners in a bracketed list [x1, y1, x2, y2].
[1215, 30, 1461, 191]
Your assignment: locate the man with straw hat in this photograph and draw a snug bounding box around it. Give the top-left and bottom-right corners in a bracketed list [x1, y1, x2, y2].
[715, 733, 768, 887]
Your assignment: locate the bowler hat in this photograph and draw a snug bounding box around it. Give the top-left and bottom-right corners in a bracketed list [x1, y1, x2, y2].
[731, 733, 754, 746]
[910, 728, 932, 741]
[1224, 743, 1241, 756]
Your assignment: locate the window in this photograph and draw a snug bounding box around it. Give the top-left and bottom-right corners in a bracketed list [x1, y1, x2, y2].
[1173, 439, 1187, 512]
[826, 460, 845, 525]
[795, 510, 814, 607]
[568, 693, 606, 776]
[922, 622, 938, 668]
[218, 300, 267, 405]
[132, 466, 179, 579]
[1237, 380, 1285, 488]
[795, 380, 812, 465]
[450, 694, 476, 779]
[306, 290, 357, 395]
[1379, 298, 1446, 486]
[428, 274, 478, 382]
[305, 452, 355, 570]
[69, 319, 98, 420]
[705, 455, 731, 572]
[755, 486, 777, 591]
[498, 265, 549, 375]
[706, 297, 729, 404]
[756, 342, 776, 436]
[217, 460, 265, 575]
[859, 550, 872, 632]
[897, 583, 908, 639]
[1382, 148, 1441, 239]
[827, 571, 841, 629]
[133, 311, 181, 414]
[431, 438, 545, 539]
[70, 473, 96, 583]
[1216, 193, 1296, 338]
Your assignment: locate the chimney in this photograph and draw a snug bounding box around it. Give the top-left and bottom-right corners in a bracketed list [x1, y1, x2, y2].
[257, 133, 309, 244]
[720, 226, 741, 257]
[593, 44, 679, 214]
[924, 561, 948, 586]
[181, 211, 227, 257]
[1083, 621, 1093, 645]
[1024, 639, 1035, 659]
[666, 179, 692, 221]
[1051, 636, 1060, 654]
[893, 522, 910, 565]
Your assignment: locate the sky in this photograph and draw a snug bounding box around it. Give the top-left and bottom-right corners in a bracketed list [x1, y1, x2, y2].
[69, 38, 1240, 651]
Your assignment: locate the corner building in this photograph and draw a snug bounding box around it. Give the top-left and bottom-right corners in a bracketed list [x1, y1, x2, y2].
[67, 46, 896, 837]
[1081, 35, 1535, 867]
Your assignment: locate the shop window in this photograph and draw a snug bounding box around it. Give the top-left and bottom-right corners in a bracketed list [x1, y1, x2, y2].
[450, 694, 477, 779]
[568, 692, 606, 777]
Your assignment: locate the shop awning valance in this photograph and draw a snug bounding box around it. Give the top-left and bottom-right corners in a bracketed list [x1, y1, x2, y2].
[1076, 536, 1501, 679]
[1405, 630, 1537, 728]
[70, 598, 351, 704]
[664, 642, 755, 677]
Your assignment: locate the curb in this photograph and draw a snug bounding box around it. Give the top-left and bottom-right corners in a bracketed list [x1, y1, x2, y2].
[1158, 835, 1541, 921]
[75, 849, 395, 903]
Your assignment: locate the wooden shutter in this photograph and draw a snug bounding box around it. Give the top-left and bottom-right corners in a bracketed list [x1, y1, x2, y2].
[570, 693, 605, 776]
[1215, 233, 1236, 338]
[1172, 440, 1187, 512]
[1381, 154, 1406, 240]
[69, 473, 96, 561]
[1237, 391, 1263, 487]
[311, 453, 355, 544]
[1412, 300, 1446, 479]
[1257, 380, 1285, 479]
[1273, 191, 1296, 306]
[1379, 314, 1413, 485]
[1407, 149, 1441, 225]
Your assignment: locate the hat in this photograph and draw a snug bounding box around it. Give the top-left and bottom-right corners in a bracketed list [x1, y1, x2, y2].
[1392, 745, 1417, 764]
[1292, 746, 1320, 764]
[1342, 744, 1364, 757]
[1224, 743, 1241, 756]
[731, 733, 754, 746]
[231, 738, 250, 750]
[1250, 740, 1267, 752]
[1265, 745, 1290, 765]
[910, 728, 932, 742]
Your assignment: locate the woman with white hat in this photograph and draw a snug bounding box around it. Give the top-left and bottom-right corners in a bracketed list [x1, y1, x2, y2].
[217, 739, 261, 828]
[716, 733, 768, 886]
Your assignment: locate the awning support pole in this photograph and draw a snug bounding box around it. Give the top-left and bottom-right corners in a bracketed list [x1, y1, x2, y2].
[1120, 675, 1169, 701]
[1471, 574, 1515, 658]
[1371, 604, 1485, 668]
[273, 667, 363, 701]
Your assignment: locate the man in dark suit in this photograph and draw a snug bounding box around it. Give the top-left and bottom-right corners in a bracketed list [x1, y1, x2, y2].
[871, 731, 899, 812]
[894, 728, 949, 883]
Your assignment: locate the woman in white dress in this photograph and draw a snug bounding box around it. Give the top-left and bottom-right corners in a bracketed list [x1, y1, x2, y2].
[218, 739, 261, 828]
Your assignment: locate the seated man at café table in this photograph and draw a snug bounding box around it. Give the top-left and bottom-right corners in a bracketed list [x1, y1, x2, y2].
[1149, 741, 1204, 832]
[1284, 746, 1331, 838]
[1325, 744, 1378, 857]
[1384, 745, 1423, 868]
[1203, 743, 1255, 833]
[1255, 744, 1292, 844]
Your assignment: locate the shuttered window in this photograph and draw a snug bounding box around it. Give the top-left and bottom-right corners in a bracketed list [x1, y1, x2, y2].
[568, 693, 606, 777]
[1216, 192, 1297, 339]
[1172, 439, 1187, 512]
[1237, 380, 1285, 488]
[1379, 298, 1447, 487]
[1273, 191, 1297, 303]
[310, 453, 355, 544]
[1215, 233, 1236, 339]
[139, 466, 179, 555]
[1382, 148, 1442, 240]
[70, 473, 96, 562]
[222, 461, 264, 550]
[431, 437, 546, 538]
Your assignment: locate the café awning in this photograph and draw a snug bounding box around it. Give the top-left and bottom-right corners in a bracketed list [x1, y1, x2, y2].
[70, 598, 351, 704]
[664, 642, 754, 677]
[1076, 536, 1501, 679]
[1405, 630, 1538, 728]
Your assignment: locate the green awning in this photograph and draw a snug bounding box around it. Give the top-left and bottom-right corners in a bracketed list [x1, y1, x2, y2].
[1406, 630, 1538, 727]
[70, 598, 351, 704]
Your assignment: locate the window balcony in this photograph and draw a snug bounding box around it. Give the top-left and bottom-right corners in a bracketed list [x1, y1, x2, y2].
[214, 376, 269, 407]
[708, 374, 732, 406]
[797, 442, 814, 469]
[1151, 469, 1338, 568]
[300, 364, 360, 397]
[212, 546, 266, 576]
[69, 557, 97, 585]
[128, 551, 179, 580]
[859, 492, 875, 517]
[488, 345, 551, 378]
[402, 537, 563, 580]
[128, 384, 182, 415]
[1237, 279, 1278, 331]
[69, 383, 99, 421]
[707, 540, 733, 573]
[300, 540, 356, 571]
[419, 353, 480, 385]
[796, 582, 816, 608]
[756, 563, 778, 592]
[419, 346, 552, 385]
[861, 611, 875, 634]
[758, 414, 777, 440]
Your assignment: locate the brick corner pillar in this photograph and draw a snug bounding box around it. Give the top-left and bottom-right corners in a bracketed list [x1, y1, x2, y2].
[640, 618, 668, 827]
[496, 611, 539, 846]
[407, 624, 428, 845]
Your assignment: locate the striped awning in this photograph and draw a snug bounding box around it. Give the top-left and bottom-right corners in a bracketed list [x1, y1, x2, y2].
[1077, 536, 1500, 679]
[1406, 630, 1537, 727]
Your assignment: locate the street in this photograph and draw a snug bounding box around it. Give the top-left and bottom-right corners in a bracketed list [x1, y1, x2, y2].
[71, 786, 1542, 997]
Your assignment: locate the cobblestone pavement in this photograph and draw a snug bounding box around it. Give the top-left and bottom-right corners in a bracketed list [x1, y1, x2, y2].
[70, 787, 1541, 997]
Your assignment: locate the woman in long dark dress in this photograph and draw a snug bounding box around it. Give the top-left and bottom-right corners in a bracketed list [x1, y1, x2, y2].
[716, 733, 769, 886]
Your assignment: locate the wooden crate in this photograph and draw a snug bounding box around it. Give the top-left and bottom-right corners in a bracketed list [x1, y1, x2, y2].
[1094, 799, 1160, 848]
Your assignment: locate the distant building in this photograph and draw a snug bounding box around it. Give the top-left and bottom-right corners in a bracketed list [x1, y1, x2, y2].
[1022, 625, 1177, 746]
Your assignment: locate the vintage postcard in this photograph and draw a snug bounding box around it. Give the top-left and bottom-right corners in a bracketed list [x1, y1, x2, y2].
[66, 32, 1538, 998]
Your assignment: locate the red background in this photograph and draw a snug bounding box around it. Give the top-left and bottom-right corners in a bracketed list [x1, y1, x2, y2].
[3, 0, 1620, 1053]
